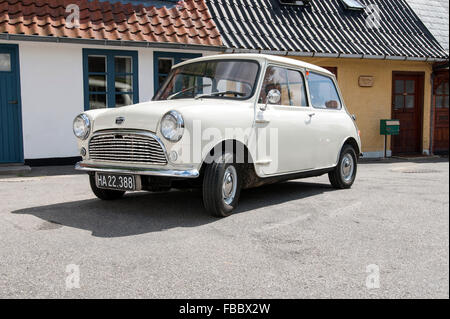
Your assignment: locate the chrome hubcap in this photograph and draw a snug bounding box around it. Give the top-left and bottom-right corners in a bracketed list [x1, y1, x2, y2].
[222, 166, 237, 205]
[341, 154, 354, 182]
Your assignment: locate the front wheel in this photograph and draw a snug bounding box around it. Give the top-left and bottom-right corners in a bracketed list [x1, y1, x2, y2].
[329, 145, 357, 189]
[203, 153, 242, 217]
[89, 174, 125, 200]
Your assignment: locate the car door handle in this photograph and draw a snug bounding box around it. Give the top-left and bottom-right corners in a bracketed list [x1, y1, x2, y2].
[8, 100, 18, 105]
[308, 113, 316, 117]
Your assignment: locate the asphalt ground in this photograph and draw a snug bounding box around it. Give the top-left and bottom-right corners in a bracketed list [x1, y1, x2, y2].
[0, 157, 448, 298]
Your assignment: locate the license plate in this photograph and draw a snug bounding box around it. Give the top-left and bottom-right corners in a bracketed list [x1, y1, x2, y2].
[95, 173, 136, 191]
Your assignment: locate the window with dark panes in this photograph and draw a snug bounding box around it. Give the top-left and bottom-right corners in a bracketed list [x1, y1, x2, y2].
[87, 55, 107, 109]
[307, 72, 342, 109]
[435, 80, 449, 109]
[394, 79, 416, 110]
[153, 52, 202, 95]
[83, 49, 138, 110]
[321, 66, 338, 79]
[259, 66, 308, 107]
[157, 58, 174, 89]
[114, 56, 134, 107]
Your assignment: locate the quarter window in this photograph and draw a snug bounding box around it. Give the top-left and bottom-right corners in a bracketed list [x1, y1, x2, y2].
[259, 66, 308, 107]
[83, 49, 138, 110]
[287, 69, 308, 106]
[307, 72, 342, 109]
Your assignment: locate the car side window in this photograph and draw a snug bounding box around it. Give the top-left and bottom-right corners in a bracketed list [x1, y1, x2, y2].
[307, 72, 342, 109]
[259, 66, 308, 107]
[287, 69, 308, 107]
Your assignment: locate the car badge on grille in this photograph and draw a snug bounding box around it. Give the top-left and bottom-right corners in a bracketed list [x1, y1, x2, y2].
[115, 117, 125, 125]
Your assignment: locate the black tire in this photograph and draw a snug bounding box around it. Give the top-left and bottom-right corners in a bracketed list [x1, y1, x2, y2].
[329, 145, 358, 189]
[203, 153, 242, 217]
[89, 174, 125, 200]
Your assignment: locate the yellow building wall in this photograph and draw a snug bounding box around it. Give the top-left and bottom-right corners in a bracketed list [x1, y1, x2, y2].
[288, 57, 434, 155]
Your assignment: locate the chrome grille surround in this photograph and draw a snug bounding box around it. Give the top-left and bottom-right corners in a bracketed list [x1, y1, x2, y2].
[88, 130, 168, 166]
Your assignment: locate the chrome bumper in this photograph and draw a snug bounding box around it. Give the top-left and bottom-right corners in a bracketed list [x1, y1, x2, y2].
[75, 162, 199, 179]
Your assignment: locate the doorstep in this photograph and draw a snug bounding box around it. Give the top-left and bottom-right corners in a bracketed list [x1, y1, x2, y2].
[359, 154, 445, 164]
[391, 154, 442, 161]
[0, 164, 32, 175]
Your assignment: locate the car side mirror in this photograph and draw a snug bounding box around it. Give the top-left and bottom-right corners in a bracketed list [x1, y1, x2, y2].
[261, 89, 281, 111]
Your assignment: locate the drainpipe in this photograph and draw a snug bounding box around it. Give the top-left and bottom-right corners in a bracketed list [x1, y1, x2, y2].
[429, 72, 435, 155]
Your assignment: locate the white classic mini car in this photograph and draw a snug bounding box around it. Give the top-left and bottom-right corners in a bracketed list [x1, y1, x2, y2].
[74, 54, 361, 217]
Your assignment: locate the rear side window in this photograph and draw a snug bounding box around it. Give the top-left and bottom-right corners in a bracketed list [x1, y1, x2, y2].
[307, 72, 342, 109]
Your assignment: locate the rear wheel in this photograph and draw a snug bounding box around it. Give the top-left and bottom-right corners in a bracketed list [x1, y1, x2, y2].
[89, 174, 125, 200]
[329, 145, 357, 189]
[203, 153, 242, 217]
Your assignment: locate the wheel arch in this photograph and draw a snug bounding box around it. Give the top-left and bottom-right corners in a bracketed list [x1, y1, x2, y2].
[344, 137, 360, 154]
[199, 139, 258, 189]
[336, 137, 361, 165]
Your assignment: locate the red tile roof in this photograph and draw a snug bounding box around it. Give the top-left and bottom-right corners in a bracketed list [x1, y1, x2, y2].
[0, 0, 222, 47]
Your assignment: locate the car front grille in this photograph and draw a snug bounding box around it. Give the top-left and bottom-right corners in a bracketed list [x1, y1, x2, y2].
[89, 132, 168, 165]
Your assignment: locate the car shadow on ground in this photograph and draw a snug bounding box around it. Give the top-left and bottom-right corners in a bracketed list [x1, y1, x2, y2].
[12, 180, 333, 238]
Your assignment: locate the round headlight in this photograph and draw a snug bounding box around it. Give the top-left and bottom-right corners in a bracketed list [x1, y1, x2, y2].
[73, 114, 91, 140]
[160, 111, 184, 142]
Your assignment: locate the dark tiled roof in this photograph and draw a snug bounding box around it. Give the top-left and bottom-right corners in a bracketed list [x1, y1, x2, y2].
[0, 0, 222, 47]
[406, 0, 449, 53]
[206, 0, 448, 60]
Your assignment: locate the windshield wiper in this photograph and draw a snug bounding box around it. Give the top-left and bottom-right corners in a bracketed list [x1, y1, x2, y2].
[195, 91, 246, 99]
[167, 84, 212, 100]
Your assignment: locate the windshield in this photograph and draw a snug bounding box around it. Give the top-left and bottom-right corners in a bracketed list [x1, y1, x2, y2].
[153, 60, 260, 101]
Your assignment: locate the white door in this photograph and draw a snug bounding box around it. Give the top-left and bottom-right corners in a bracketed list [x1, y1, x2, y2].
[305, 72, 348, 168]
[255, 66, 316, 176]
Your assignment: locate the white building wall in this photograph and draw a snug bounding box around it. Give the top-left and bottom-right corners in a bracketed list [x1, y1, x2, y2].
[0, 40, 211, 160]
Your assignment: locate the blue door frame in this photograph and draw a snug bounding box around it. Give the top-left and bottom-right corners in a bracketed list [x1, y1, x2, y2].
[153, 52, 201, 95]
[0, 44, 23, 163]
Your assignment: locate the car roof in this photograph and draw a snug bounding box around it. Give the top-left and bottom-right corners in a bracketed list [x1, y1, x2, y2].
[174, 53, 333, 76]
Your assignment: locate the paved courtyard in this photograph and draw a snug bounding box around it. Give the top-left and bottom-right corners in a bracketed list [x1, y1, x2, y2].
[0, 158, 448, 298]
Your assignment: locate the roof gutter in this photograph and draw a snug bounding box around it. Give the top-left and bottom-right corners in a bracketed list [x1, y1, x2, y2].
[226, 48, 449, 63]
[0, 34, 226, 52]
